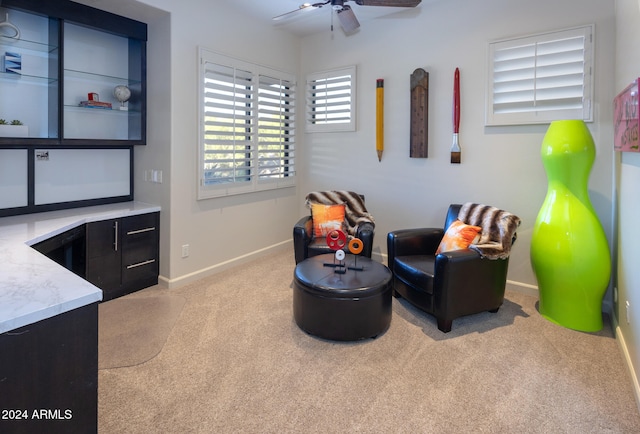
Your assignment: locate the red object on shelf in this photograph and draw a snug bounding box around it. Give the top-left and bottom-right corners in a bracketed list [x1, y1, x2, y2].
[614, 78, 639, 152]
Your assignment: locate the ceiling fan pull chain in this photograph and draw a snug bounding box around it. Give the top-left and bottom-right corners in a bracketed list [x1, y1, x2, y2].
[331, 8, 334, 32]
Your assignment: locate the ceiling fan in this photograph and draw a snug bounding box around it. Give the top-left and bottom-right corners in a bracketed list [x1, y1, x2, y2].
[273, 0, 422, 34]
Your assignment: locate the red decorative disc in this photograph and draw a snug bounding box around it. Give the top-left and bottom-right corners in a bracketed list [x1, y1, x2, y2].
[326, 229, 347, 251]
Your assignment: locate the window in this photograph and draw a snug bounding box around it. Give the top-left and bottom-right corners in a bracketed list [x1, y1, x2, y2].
[486, 25, 593, 126]
[306, 66, 356, 132]
[198, 48, 296, 199]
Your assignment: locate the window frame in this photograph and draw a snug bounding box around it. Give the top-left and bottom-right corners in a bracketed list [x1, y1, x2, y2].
[305, 65, 357, 133]
[485, 24, 594, 126]
[198, 48, 296, 200]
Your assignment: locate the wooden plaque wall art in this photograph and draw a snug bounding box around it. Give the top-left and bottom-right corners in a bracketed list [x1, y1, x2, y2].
[410, 68, 429, 158]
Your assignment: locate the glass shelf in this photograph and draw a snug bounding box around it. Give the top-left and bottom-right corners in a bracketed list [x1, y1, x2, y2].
[64, 104, 139, 114]
[0, 70, 58, 84]
[64, 69, 142, 87]
[0, 35, 58, 53]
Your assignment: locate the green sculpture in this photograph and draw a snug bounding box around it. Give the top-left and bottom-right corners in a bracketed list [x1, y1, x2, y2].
[531, 120, 611, 332]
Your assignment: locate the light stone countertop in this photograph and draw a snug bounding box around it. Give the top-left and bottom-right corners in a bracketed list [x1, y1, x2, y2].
[0, 201, 161, 333]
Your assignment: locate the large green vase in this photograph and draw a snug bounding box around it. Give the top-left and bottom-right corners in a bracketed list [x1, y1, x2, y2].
[530, 120, 611, 332]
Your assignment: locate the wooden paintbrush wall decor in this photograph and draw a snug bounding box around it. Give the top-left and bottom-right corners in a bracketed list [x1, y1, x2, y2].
[410, 68, 429, 158]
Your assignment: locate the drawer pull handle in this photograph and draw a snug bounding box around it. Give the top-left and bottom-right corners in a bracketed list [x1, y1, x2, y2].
[127, 226, 156, 235]
[114, 221, 118, 251]
[127, 259, 156, 269]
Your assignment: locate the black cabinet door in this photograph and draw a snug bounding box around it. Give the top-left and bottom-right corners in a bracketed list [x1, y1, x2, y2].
[85, 219, 121, 296]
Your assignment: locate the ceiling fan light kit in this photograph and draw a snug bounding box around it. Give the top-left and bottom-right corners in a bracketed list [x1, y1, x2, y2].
[273, 0, 421, 33]
[337, 6, 360, 33]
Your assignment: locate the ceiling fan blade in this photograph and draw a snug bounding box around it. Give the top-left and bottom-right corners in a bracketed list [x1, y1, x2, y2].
[337, 5, 360, 33]
[273, 1, 329, 21]
[354, 0, 421, 7]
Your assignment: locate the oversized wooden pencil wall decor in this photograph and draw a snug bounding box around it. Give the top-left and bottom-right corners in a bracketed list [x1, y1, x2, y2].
[410, 68, 429, 158]
[451, 67, 461, 164]
[376, 79, 384, 161]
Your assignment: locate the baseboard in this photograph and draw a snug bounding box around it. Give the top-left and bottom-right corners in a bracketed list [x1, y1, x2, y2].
[614, 318, 640, 413]
[158, 240, 291, 289]
[506, 279, 539, 297]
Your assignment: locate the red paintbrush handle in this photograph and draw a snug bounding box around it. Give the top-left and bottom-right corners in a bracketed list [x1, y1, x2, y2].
[453, 68, 460, 133]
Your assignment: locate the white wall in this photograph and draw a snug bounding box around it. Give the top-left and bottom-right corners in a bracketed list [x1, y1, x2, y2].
[614, 0, 640, 409]
[299, 0, 616, 295]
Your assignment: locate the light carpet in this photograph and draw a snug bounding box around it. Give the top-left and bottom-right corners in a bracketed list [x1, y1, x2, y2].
[99, 294, 186, 369]
[98, 249, 640, 433]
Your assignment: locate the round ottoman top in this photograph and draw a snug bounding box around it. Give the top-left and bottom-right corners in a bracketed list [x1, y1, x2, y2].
[294, 254, 391, 299]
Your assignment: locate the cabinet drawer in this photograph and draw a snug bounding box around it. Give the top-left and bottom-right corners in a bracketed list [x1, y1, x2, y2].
[122, 258, 158, 294]
[121, 212, 158, 237]
[121, 212, 159, 267]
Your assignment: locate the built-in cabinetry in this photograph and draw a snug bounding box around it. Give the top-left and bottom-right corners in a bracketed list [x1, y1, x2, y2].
[32, 211, 160, 301]
[86, 212, 159, 301]
[0, 0, 147, 217]
[0, 303, 98, 434]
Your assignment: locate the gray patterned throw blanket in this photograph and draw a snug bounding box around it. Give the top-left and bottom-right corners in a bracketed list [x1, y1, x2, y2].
[458, 202, 521, 260]
[305, 191, 375, 237]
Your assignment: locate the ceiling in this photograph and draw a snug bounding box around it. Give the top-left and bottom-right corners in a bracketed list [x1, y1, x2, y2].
[227, 0, 425, 37]
[70, 0, 425, 37]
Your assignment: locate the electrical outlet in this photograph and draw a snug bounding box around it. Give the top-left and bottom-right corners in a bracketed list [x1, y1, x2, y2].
[145, 169, 163, 183]
[626, 300, 631, 324]
[181, 244, 189, 258]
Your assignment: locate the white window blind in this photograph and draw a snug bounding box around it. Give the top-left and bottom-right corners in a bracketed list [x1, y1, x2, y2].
[486, 25, 593, 126]
[306, 66, 356, 132]
[198, 48, 296, 199]
[257, 75, 296, 183]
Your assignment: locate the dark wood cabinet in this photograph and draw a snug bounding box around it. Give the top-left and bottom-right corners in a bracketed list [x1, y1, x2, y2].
[0, 303, 98, 434]
[31, 211, 160, 301]
[86, 219, 121, 294]
[86, 212, 159, 301]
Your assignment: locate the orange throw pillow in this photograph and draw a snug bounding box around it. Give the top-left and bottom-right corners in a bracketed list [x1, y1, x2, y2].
[436, 219, 482, 254]
[311, 203, 346, 237]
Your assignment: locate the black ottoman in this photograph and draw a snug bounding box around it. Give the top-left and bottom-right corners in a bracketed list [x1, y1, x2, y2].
[293, 254, 392, 341]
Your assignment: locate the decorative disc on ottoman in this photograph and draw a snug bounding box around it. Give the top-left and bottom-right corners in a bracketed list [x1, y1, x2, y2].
[348, 237, 364, 255]
[335, 249, 346, 261]
[326, 229, 347, 251]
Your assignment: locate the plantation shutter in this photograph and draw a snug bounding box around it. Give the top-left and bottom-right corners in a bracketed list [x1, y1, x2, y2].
[306, 66, 356, 132]
[202, 62, 254, 186]
[257, 74, 296, 183]
[198, 48, 296, 199]
[486, 25, 593, 126]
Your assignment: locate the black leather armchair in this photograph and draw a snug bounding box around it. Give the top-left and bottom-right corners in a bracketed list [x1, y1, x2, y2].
[387, 204, 515, 333]
[294, 192, 374, 264]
